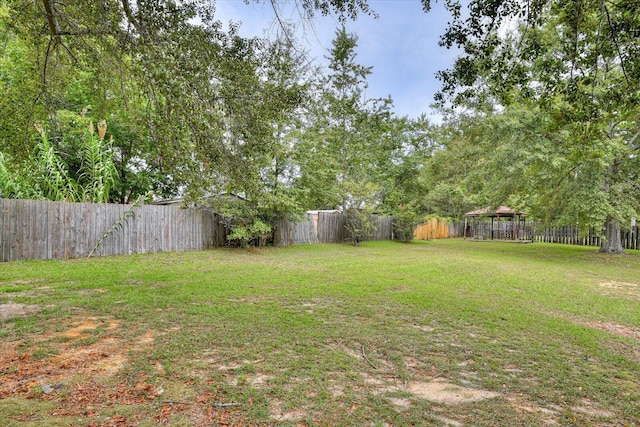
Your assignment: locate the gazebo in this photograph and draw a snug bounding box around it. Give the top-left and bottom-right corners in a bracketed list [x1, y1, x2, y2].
[464, 206, 529, 241]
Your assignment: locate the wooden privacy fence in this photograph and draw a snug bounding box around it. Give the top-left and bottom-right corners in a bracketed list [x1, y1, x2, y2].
[452, 218, 639, 250]
[0, 198, 226, 262]
[274, 211, 393, 245]
[2, 199, 396, 261]
[273, 213, 319, 245]
[369, 215, 394, 241]
[6, 197, 636, 261]
[532, 225, 639, 250]
[413, 218, 456, 240]
[318, 211, 346, 243]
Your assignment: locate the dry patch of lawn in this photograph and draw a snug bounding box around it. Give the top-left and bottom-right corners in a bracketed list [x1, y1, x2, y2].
[0, 313, 245, 426]
[0, 302, 41, 320]
[599, 280, 640, 301]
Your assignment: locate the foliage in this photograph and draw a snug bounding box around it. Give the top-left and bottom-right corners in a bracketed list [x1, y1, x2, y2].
[79, 120, 117, 203]
[226, 217, 272, 248]
[53, 110, 168, 204]
[427, 104, 640, 239]
[1, 0, 440, 245]
[0, 1, 311, 205]
[32, 125, 79, 202]
[377, 116, 434, 219]
[421, 114, 491, 219]
[215, 196, 274, 247]
[0, 120, 122, 203]
[343, 208, 376, 245]
[0, 153, 36, 199]
[392, 202, 422, 243]
[293, 27, 437, 221]
[435, 0, 640, 110]
[340, 180, 380, 245]
[431, 0, 640, 253]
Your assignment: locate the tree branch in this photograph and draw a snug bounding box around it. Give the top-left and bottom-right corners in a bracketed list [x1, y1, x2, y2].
[42, 0, 62, 43]
[602, 0, 629, 85]
[269, 0, 295, 48]
[629, 130, 640, 151]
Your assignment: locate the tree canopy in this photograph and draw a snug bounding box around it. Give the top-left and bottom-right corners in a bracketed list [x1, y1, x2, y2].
[1, 0, 638, 251]
[427, 0, 639, 252]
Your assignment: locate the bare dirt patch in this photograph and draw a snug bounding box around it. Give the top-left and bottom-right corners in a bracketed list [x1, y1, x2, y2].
[246, 373, 272, 387]
[61, 317, 113, 339]
[406, 379, 499, 404]
[599, 281, 640, 301]
[571, 398, 615, 419]
[335, 343, 499, 406]
[582, 320, 640, 341]
[270, 404, 306, 422]
[0, 316, 166, 399]
[550, 308, 640, 342]
[432, 415, 463, 427]
[388, 397, 412, 410]
[410, 323, 435, 332]
[216, 357, 266, 371]
[0, 316, 128, 400]
[506, 394, 560, 425]
[0, 302, 41, 320]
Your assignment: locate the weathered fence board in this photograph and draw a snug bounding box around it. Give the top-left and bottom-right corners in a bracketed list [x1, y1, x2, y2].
[532, 226, 606, 247]
[0, 199, 227, 262]
[275, 213, 393, 245]
[274, 213, 319, 245]
[369, 215, 393, 241]
[318, 211, 346, 243]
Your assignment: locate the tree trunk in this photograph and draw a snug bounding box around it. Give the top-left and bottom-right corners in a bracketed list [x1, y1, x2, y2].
[598, 216, 626, 254]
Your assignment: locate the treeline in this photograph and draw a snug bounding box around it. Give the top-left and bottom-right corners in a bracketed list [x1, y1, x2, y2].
[0, 3, 432, 246]
[1, 1, 638, 252]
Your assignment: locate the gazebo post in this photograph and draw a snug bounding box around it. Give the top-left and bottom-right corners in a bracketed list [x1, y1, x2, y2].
[464, 216, 468, 240]
[491, 217, 494, 240]
[511, 216, 514, 240]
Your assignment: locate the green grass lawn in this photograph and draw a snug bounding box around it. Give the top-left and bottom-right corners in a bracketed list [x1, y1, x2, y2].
[1, 240, 639, 426]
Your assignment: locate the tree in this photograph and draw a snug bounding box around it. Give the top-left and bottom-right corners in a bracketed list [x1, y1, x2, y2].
[377, 116, 434, 209]
[433, 0, 640, 253]
[192, 32, 310, 246]
[0, 1, 179, 200]
[294, 26, 392, 212]
[2, 1, 324, 205]
[421, 112, 490, 220]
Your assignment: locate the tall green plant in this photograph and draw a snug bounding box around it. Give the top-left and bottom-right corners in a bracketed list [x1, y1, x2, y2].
[3, 121, 119, 203]
[392, 202, 422, 243]
[33, 124, 79, 202]
[341, 180, 379, 245]
[294, 27, 392, 211]
[80, 120, 117, 203]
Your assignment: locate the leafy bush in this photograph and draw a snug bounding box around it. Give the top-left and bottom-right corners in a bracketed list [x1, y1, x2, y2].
[392, 203, 422, 243]
[217, 197, 274, 248]
[226, 218, 272, 248]
[344, 208, 377, 246]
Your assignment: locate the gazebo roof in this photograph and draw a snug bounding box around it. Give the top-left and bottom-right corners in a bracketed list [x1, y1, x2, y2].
[465, 206, 525, 218]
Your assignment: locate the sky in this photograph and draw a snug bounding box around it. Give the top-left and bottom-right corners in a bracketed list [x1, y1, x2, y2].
[214, 0, 460, 121]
